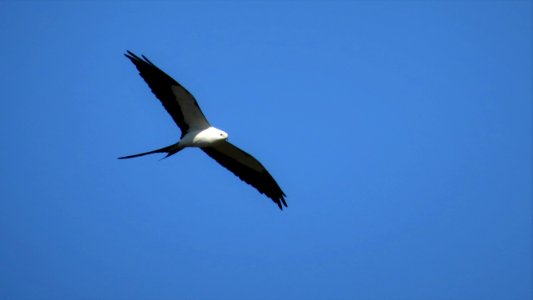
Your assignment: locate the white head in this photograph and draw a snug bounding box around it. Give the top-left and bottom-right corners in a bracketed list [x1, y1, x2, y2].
[191, 126, 229, 147]
[213, 127, 229, 141]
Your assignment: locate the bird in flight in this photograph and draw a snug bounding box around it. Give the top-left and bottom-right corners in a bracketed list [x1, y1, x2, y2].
[119, 51, 287, 210]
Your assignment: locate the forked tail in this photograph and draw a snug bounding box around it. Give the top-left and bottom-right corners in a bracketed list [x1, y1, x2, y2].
[118, 143, 182, 159]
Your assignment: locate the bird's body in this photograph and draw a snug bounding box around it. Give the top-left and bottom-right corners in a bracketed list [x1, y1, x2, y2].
[120, 51, 287, 209]
[183, 126, 228, 147]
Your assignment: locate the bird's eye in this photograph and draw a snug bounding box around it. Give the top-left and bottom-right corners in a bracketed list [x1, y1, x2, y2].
[220, 133, 224, 136]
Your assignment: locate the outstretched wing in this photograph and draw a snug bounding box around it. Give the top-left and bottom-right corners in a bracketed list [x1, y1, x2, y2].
[125, 51, 210, 136]
[202, 141, 287, 210]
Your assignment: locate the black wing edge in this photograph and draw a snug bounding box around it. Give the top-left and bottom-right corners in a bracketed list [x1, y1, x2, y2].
[124, 50, 192, 135]
[125, 51, 165, 73]
[202, 146, 287, 210]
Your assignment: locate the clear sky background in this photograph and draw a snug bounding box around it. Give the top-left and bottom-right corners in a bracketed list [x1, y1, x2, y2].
[0, 1, 531, 300]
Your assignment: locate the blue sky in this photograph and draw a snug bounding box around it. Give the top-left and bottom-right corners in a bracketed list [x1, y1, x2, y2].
[0, 1, 531, 299]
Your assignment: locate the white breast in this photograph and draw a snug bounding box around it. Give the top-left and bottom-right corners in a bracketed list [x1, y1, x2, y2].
[181, 127, 228, 147]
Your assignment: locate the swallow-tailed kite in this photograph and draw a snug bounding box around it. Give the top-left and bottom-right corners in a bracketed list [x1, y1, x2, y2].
[119, 51, 287, 210]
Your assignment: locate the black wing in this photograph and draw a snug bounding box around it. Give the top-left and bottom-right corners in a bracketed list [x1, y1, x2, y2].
[125, 51, 210, 136]
[202, 141, 287, 210]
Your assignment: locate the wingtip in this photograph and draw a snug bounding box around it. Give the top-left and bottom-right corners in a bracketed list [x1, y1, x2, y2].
[277, 195, 288, 210]
[124, 50, 154, 66]
[141, 54, 154, 65]
[124, 50, 145, 63]
[124, 50, 136, 59]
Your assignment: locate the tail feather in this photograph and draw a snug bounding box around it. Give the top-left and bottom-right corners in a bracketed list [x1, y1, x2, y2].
[118, 143, 182, 159]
